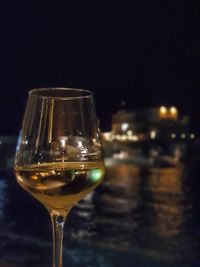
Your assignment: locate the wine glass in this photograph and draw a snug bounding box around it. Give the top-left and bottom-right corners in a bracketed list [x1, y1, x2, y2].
[14, 88, 105, 267]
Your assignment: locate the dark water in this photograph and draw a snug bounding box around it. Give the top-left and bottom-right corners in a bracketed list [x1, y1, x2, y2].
[0, 161, 200, 267]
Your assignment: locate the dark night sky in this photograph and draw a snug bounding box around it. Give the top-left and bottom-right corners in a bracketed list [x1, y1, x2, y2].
[0, 1, 200, 133]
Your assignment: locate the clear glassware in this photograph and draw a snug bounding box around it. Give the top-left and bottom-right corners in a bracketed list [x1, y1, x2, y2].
[14, 88, 105, 267]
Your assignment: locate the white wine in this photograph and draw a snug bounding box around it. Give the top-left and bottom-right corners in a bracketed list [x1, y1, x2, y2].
[15, 88, 104, 267]
[15, 162, 105, 211]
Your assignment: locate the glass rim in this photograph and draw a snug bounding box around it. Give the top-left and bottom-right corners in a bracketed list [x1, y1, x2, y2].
[28, 87, 93, 100]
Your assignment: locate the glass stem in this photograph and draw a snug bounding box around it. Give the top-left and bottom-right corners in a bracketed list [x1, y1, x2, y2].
[50, 210, 68, 267]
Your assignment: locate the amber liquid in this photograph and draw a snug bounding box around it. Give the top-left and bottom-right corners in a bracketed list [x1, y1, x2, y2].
[15, 162, 105, 212]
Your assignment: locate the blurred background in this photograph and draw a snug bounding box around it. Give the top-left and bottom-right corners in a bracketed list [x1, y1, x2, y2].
[0, 1, 200, 267]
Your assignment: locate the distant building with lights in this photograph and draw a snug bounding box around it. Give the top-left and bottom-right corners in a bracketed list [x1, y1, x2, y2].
[102, 107, 196, 165]
[103, 106, 194, 142]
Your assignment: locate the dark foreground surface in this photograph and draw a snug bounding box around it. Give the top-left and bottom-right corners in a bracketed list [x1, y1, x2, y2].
[0, 160, 200, 267]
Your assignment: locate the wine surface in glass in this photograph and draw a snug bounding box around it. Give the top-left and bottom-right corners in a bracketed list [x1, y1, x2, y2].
[15, 162, 104, 211]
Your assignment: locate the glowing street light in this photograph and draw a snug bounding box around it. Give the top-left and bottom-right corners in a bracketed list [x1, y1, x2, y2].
[121, 123, 129, 132]
[170, 106, 178, 119]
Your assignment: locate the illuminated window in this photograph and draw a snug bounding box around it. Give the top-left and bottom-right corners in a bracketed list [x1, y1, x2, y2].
[181, 133, 186, 139]
[150, 130, 157, 140]
[190, 133, 195, 139]
[116, 135, 122, 141]
[127, 130, 132, 136]
[132, 135, 139, 141]
[171, 133, 176, 139]
[121, 135, 127, 141]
